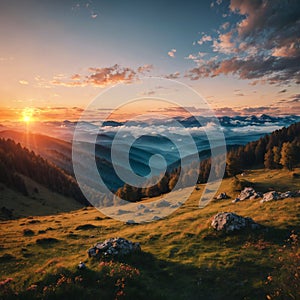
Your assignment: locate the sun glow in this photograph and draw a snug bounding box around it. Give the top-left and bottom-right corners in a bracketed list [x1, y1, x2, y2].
[21, 108, 35, 123]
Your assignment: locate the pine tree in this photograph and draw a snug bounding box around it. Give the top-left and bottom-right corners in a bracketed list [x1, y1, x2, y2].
[264, 148, 275, 169]
[272, 146, 281, 168]
[226, 151, 242, 177]
[280, 142, 297, 171]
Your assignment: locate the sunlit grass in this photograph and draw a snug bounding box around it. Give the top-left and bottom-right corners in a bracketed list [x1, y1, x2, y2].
[0, 168, 299, 299]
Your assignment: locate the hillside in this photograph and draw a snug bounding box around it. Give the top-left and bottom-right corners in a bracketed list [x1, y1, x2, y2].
[0, 168, 299, 299]
[0, 176, 83, 220]
[113, 121, 300, 201]
[0, 138, 86, 219]
[0, 130, 73, 173]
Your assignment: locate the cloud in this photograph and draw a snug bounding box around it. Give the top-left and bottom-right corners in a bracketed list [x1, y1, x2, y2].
[186, 54, 300, 85]
[165, 71, 180, 79]
[168, 49, 176, 58]
[220, 22, 230, 30]
[50, 64, 152, 88]
[197, 35, 213, 45]
[137, 64, 153, 74]
[212, 31, 236, 54]
[86, 65, 136, 86]
[71, 74, 81, 80]
[19, 80, 29, 85]
[287, 94, 300, 103]
[187, 0, 300, 85]
[184, 52, 207, 65]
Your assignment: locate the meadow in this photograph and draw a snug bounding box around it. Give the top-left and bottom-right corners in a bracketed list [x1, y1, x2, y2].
[0, 168, 299, 299]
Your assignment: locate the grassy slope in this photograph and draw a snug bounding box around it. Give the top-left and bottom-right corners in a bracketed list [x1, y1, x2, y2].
[0, 175, 82, 220]
[0, 168, 299, 299]
[0, 130, 72, 172]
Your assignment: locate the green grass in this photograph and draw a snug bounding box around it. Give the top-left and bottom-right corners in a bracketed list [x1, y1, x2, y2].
[0, 176, 82, 220]
[0, 168, 299, 299]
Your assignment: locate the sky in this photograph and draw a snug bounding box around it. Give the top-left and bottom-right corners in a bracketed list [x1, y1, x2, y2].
[0, 0, 300, 122]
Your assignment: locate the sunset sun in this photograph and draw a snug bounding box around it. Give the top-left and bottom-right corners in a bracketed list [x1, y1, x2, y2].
[22, 108, 34, 124]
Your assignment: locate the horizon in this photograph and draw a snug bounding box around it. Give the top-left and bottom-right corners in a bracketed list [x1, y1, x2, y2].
[1, 0, 300, 124]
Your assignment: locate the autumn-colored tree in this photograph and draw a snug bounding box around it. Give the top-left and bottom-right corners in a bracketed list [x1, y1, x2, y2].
[264, 148, 275, 169]
[226, 151, 242, 177]
[280, 142, 297, 170]
[272, 146, 281, 168]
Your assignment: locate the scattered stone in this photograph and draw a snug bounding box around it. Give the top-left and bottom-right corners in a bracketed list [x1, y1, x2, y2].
[260, 191, 280, 203]
[249, 192, 263, 200]
[170, 204, 179, 208]
[233, 187, 263, 202]
[280, 191, 295, 199]
[216, 192, 229, 200]
[155, 200, 170, 208]
[238, 187, 256, 201]
[137, 204, 145, 210]
[260, 190, 299, 203]
[117, 209, 131, 215]
[78, 261, 86, 270]
[88, 237, 141, 258]
[125, 220, 137, 225]
[152, 216, 160, 221]
[211, 212, 260, 233]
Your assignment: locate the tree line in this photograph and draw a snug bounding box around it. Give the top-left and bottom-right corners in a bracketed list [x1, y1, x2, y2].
[114, 122, 300, 201]
[0, 138, 87, 204]
[226, 121, 300, 176]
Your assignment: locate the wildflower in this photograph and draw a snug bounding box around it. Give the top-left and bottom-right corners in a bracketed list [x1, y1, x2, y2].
[0, 278, 13, 286]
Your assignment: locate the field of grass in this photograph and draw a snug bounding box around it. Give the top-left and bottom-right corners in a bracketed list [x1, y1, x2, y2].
[0, 168, 299, 299]
[0, 176, 82, 220]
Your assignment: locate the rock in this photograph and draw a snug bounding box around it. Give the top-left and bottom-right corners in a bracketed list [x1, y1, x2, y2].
[170, 204, 179, 208]
[155, 200, 170, 208]
[238, 187, 256, 201]
[126, 220, 136, 225]
[261, 190, 298, 203]
[232, 198, 240, 203]
[78, 261, 86, 270]
[87, 247, 97, 257]
[260, 191, 280, 203]
[137, 204, 145, 210]
[216, 192, 229, 200]
[152, 216, 160, 221]
[279, 191, 294, 199]
[234, 187, 263, 202]
[88, 237, 141, 258]
[211, 212, 260, 233]
[117, 209, 131, 215]
[249, 192, 263, 200]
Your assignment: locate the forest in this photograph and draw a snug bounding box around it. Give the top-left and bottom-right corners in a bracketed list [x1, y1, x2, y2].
[1, 122, 299, 204]
[0, 138, 87, 204]
[115, 122, 300, 201]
